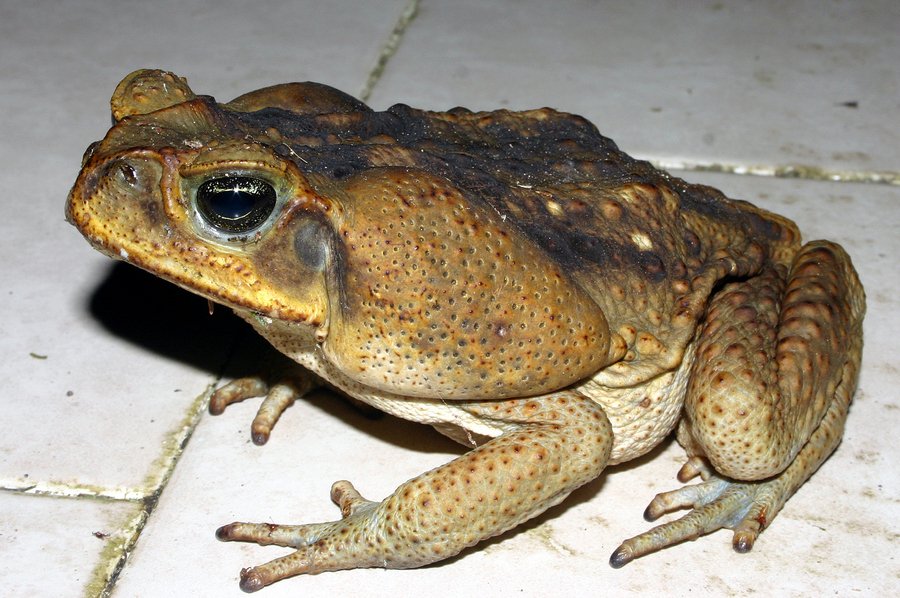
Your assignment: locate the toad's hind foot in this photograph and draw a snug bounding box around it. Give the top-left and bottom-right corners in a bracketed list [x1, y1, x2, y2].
[611, 340, 856, 570]
[216, 481, 380, 593]
[609, 460, 767, 568]
[611, 241, 864, 569]
[217, 391, 614, 591]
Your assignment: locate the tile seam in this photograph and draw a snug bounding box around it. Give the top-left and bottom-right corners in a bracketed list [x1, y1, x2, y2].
[358, 0, 421, 102]
[91, 382, 215, 598]
[0, 483, 149, 502]
[654, 159, 899, 186]
[0, 383, 214, 503]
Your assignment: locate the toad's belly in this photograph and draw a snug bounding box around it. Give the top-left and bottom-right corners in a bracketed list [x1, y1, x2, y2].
[241, 309, 693, 462]
[578, 339, 697, 464]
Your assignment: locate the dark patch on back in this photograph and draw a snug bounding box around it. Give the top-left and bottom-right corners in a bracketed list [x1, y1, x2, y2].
[275, 144, 373, 180]
[732, 199, 790, 243]
[222, 99, 778, 284]
[520, 223, 670, 284]
[671, 183, 736, 222]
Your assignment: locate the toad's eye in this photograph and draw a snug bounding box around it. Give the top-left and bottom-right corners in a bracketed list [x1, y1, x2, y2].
[196, 176, 276, 233]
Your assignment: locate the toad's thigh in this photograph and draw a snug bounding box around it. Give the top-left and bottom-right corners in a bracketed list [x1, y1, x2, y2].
[680, 241, 864, 480]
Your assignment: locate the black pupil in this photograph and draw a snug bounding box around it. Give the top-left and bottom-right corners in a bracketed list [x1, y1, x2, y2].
[197, 176, 276, 233]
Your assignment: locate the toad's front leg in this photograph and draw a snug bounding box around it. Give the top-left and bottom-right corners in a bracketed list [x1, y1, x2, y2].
[217, 390, 613, 592]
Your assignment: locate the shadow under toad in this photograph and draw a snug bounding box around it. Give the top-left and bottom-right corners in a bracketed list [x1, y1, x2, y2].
[86, 262, 461, 456]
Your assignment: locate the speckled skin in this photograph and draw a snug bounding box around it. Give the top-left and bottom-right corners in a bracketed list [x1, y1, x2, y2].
[67, 70, 865, 592]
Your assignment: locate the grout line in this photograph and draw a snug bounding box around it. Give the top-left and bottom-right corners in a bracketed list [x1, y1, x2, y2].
[0, 384, 216, 507]
[653, 158, 899, 186]
[0, 482, 149, 502]
[0, 383, 220, 598]
[358, 0, 421, 103]
[84, 505, 149, 598]
[89, 383, 215, 598]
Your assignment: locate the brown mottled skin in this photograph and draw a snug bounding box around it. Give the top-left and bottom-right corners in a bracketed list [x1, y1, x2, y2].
[67, 70, 865, 592]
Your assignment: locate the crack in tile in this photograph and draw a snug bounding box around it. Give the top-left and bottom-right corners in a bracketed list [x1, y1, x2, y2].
[85, 506, 149, 598]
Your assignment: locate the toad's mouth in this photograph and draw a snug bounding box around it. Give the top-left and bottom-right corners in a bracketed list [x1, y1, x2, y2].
[66, 170, 330, 329]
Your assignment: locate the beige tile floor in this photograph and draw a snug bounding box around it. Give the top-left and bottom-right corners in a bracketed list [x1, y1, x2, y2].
[1, 0, 897, 596]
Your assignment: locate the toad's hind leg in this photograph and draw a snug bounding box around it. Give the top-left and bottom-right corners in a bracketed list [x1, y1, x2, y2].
[611, 241, 864, 566]
[217, 391, 613, 592]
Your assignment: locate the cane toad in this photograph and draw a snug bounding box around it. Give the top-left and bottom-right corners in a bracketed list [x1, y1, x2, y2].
[67, 70, 865, 592]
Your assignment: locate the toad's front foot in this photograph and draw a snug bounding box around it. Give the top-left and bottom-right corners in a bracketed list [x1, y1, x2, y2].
[209, 370, 316, 445]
